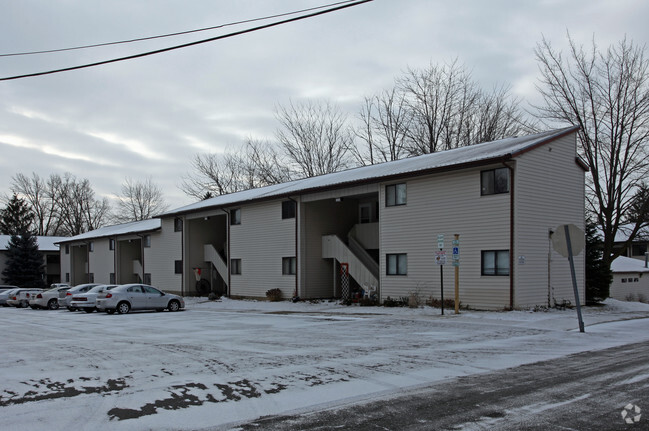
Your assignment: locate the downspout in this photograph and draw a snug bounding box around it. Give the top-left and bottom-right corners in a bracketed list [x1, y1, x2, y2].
[288, 197, 299, 299]
[180, 218, 185, 297]
[113, 237, 117, 284]
[504, 161, 515, 310]
[221, 209, 231, 297]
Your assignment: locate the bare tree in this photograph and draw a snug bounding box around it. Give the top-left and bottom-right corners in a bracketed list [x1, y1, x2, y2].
[114, 177, 169, 223]
[55, 173, 110, 235]
[245, 138, 293, 186]
[355, 89, 412, 164]
[275, 99, 354, 177]
[11, 173, 62, 235]
[534, 35, 649, 267]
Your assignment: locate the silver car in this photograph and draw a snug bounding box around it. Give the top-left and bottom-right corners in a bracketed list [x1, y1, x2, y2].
[29, 286, 71, 310]
[63, 284, 100, 311]
[0, 287, 20, 307]
[96, 284, 184, 314]
[70, 284, 118, 313]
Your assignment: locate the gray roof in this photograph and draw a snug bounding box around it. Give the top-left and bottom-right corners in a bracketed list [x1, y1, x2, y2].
[57, 219, 162, 244]
[161, 127, 579, 217]
[611, 256, 649, 273]
[0, 235, 67, 252]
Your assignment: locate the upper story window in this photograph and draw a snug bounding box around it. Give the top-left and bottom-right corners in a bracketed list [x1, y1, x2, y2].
[109, 239, 115, 250]
[230, 208, 241, 225]
[143, 235, 151, 248]
[89, 242, 94, 252]
[282, 200, 296, 219]
[481, 168, 509, 195]
[65, 244, 70, 254]
[386, 183, 406, 207]
[174, 218, 183, 232]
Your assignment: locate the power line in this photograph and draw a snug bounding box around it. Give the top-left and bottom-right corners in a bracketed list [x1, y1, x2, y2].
[0, 0, 373, 81]
[0, 0, 358, 58]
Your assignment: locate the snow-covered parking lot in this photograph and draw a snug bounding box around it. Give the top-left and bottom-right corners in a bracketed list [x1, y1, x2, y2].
[2, 298, 649, 431]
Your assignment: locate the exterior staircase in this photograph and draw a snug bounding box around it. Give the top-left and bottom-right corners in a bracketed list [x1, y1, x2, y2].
[204, 244, 229, 286]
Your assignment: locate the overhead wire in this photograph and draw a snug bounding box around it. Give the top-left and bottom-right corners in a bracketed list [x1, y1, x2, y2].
[0, 0, 373, 81]
[0, 0, 358, 57]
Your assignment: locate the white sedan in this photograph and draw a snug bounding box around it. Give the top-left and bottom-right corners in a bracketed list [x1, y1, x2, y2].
[29, 286, 71, 310]
[69, 284, 118, 313]
[96, 284, 184, 314]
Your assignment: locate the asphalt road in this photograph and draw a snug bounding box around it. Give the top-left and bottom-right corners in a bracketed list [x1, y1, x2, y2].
[235, 340, 649, 430]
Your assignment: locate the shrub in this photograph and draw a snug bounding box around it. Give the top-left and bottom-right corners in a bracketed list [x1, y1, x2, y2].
[207, 292, 220, 301]
[383, 296, 408, 307]
[426, 297, 457, 309]
[266, 288, 282, 302]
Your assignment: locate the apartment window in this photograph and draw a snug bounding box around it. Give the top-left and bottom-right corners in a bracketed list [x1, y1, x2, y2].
[481, 168, 509, 195]
[282, 200, 296, 219]
[65, 273, 70, 282]
[65, 244, 70, 254]
[143, 235, 151, 248]
[89, 241, 94, 252]
[386, 253, 407, 275]
[622, 278, 627, 283]
[282, 257, 296, 275]
[231, 258, 242, 275]
[231, 208, 241, 225]
[109, 273, 116, 284]
[109, 239, 115, 250]
[386, 183, 406, 207]
[174, 260, 183, 274]
[88, 273, 94, 283]
[481, 250, 510, 276]
[144, 273, 152, 285]
[632, 244, 647, 256]
[174, 218, 183, 232]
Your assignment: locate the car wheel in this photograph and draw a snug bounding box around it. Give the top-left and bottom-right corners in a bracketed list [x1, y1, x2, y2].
[106, 309, 115, 315]
[168, 300, 181, 312]
[116, 302, 131, 314]
[21, 301, 30, 308]
[48, 299, 59, 310]
[30, 305, 38, 310]
[84, 307, 95, 313]
[68, 306, 76, 312]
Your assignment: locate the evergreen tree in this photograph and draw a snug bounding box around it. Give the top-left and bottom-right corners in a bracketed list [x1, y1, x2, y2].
[585, 220, 612, 302]
[1, 232, 46, 289]
[0, 193, 34, 235]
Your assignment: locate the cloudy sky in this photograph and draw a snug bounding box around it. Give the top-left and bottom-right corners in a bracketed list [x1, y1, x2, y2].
[1, 0, 647, 211]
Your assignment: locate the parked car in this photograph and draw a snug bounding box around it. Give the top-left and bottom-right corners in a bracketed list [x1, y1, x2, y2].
[96, 284, 184, 314]
[7, 288, 44, 308]
[0, 287, 20, 307]
[50, 283, 70, 289]
[29, 286, 72, 310]
[63, 284, 100, 311]
[70, 284, 118, 313]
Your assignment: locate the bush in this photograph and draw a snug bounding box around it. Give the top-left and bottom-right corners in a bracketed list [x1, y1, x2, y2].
[266, 288, 282, 302]
[207, 292, 221, 301]
[426, 297, 457, 309]
[383, 296, 408, 307]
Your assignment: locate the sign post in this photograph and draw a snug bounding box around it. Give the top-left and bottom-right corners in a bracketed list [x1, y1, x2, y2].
[453, 234, 460, 314]
[436, 234, 445, 315]
[551, 224, 585, 333]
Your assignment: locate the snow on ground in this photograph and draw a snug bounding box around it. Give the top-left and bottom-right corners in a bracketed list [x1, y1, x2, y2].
[1, 298, 648, 431]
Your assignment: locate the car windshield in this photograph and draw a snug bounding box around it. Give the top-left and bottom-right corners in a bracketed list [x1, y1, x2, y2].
[89, 285, 106, 293]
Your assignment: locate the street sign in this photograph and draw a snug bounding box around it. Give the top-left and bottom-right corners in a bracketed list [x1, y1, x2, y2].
[551, 224, 585, 258]
[435, 250, 446, 265]
[437, 234, 444, 250]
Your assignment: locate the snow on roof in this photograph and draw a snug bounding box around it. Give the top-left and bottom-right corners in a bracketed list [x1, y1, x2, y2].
[611, 256, 649, 273]
[162, 127, 578, 217]
[57, 218, 162, 243]
[0, 235, 67, 251]
[607, 224, 649, 243]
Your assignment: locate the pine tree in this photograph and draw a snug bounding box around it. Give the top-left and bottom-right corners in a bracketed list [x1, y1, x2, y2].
[585, 220, 612, 302]
[0, 193, 34, 235]
[1, 232, 46, 289]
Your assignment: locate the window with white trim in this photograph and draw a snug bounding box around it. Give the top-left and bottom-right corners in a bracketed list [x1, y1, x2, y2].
[386, 183, 406, 207]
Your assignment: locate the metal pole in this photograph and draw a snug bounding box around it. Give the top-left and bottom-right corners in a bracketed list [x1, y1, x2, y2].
[564, 224, 585, 333]
[454, 234, 459, 314]
[440, 264, 444, 315]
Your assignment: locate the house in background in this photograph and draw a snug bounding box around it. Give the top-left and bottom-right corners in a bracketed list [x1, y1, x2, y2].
[609, 255, 649, 301]
[57, 219, 166, 286]
[1, 235, 67, 285]
[151, 126, 585, 310]
[613, 224, 649, 261]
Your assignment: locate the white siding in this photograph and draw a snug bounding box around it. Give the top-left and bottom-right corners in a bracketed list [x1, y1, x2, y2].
[88, 238, 114, 284]
[610, 273, 649, 301]
[514, 134, 585, 308]
[230, 200, 296, 299]
[146, 218, 183, 294]
[379, 167, 511, 310]
[60, 248, 71, 283]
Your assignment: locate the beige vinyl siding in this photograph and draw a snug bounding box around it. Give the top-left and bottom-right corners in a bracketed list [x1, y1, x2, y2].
[60, 248, 70, 283]
[300, 198, 358, 298]
[514, 134, 585, 308]
[230, 200, 296, 299]
[88, 238, 114, 284]
[380, 167, 511, 310]
[146, 218, 182, 294]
